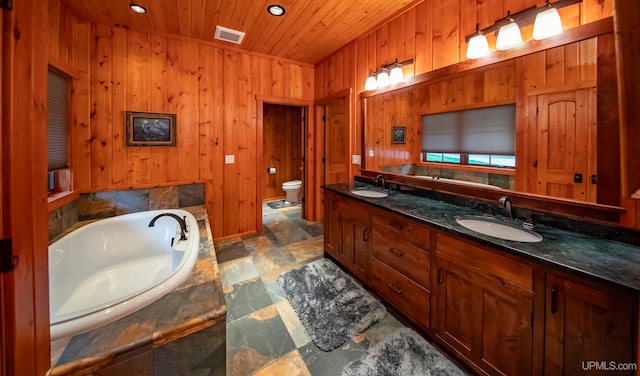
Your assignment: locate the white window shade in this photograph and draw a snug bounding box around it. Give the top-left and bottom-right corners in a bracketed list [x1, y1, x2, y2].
[48, 69, 69, 171]
[421, 104, 516, 155]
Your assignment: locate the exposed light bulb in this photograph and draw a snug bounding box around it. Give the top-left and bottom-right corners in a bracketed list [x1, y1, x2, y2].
[376, 70, 390, 88]
[389, 65, 404, 84]
[364, 74, 377, 91]
[466, 33, 490, 59]
[533, 7, 563, 40]
[496, 21, 522, 51]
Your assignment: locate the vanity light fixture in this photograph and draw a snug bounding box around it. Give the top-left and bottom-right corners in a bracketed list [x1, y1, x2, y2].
[364, 71, 378, 91]
[376, 68, 390, 88]
[363, 58, 414, 91]
[464, 0, 581, 58]
[389, 61, 405, 84]
[267, 4, 286, 16]
[130, 3, 146, 14]
[533, 0, 563, 40]
[465, 24, 490, 59]
[496, 12, 522, 51]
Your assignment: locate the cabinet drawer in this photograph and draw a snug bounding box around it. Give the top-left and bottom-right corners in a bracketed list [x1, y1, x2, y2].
[371, 232, 430, 288]
[370, 258, 430, 330]
[372, 207, 431, 249]
[436, 234, 533, 293]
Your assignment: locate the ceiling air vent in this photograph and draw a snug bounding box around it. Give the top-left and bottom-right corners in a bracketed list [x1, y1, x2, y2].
[214, 26, 246, 45]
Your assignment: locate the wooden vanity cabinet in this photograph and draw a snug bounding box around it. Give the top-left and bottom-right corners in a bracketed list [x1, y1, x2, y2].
[543, 272, 636, 376]
[435, 234, 535, 376]
[369, 207, 432, 330]
[323, 190, 371, 282]
[323, 191, 638, 376]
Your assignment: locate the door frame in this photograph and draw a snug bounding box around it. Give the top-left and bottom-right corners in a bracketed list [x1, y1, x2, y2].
[256, 96, 315, 232]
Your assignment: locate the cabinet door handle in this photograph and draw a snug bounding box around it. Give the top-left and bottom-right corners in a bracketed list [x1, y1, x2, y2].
[363, 229, 369, 242]
[437, 267, 443, 284]
[332, 200, 337, 210]
[388, 283, 403, 294]
[389, 248, 403, 257]
[389, 222, 403, 230]
[550, 287, 559, 314]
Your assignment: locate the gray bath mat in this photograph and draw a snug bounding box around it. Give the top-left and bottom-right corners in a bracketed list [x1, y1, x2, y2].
[342, 327, 466, 376]
[277, 258, 386, 351]
[266, 200, 298, 209]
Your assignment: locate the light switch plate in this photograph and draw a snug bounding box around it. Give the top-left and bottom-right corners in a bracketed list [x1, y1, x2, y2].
[352, 155, 361, 165]
[225, 155, 235, 164]
[368, 150, 374, 157]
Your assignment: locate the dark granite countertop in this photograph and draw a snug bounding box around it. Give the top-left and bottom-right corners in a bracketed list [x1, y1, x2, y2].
[49, 205, 226, 375]
[324, 182, 640, 292]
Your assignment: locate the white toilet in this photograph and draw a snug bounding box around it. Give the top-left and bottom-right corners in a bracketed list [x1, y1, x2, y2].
[282, 180, 302, 204]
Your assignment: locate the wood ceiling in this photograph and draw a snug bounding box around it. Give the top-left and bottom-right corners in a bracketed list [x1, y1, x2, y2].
[61, 0, 422, 64]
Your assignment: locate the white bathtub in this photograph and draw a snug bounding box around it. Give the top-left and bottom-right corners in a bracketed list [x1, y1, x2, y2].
[48, 209, 200, 341]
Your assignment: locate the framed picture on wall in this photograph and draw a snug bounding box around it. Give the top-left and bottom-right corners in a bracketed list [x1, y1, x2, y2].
[392, 126, 406, 144]
[125, 111, 177, 146]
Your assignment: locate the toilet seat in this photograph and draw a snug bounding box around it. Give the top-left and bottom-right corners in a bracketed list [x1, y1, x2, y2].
[282, 180, 302, 188]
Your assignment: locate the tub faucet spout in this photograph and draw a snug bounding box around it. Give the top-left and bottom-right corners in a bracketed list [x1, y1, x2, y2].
[148, 213, 188, 240]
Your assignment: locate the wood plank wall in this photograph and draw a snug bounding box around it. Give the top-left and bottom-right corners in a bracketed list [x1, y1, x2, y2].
[316, 0, 613, 158]
[263, 104, 303, 200]
[314, 0, 640, 229]
[48, 0, 314, 239]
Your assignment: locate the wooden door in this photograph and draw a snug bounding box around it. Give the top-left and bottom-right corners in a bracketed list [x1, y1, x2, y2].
[1, 0, 51, 374]
[536, 89, 597, 202]
[436, 259, 476, 361]
[323, 193, 340, 258]
[0, 10, 4, 374]
[437, 259, 533, 376]
[479, 281, 533, 376]
[337, 199, 370, 282]
[324, 97, 350, 186]
[544, 274, 635, 375]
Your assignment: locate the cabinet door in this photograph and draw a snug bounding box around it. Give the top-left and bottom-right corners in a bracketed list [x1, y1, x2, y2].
[323, 193, 340, 258]
[436, 259, 476, 360]
[437, 259, 533, 376]
[545, 274, 635, 375]
[337, 198, 370, 282]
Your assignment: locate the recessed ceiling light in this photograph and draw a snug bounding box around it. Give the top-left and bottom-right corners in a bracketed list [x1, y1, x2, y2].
[267, 4, 285, 16]
[130, 3, 147, 14]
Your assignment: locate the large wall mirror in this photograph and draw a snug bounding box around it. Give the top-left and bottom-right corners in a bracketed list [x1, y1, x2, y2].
[361, 32, 623, 220]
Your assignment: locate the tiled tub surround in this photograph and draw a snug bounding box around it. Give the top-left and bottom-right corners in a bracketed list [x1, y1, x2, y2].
[48, 183, 206, 241]
[380, 163, 515, 190]
[48, 205, 226, 376]
[326, 181, 640, 291]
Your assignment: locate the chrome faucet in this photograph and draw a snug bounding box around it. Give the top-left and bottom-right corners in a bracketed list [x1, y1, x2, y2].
[375, 174, 386, 190]
[148, 213, 188, 240]
[498, 196, 513, 220]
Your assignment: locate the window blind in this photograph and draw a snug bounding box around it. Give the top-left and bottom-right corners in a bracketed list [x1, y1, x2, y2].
[421, 104, 516, 155]
[48, 69, 69, 171]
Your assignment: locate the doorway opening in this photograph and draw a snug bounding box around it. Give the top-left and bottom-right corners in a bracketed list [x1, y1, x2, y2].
[262, 103, 305, 219]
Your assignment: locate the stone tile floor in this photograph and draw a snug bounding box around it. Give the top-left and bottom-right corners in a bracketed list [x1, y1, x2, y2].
[215, 201, 470, 376]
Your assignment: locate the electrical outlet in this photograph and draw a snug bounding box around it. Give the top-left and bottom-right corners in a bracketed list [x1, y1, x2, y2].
[352, 155, 361, 165]
[225, 155, 235, 164]
[368, 150, 374, 157]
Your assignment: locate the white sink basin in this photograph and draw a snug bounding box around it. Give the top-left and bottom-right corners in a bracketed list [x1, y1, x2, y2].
[456, 216, 543, 243]
[351, 189, 389, 198]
